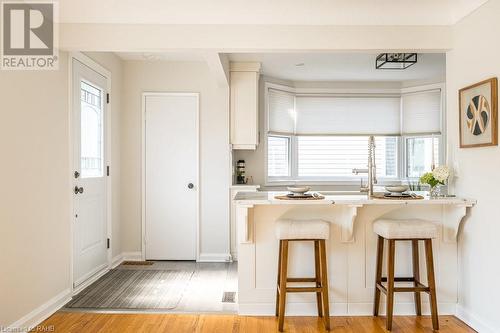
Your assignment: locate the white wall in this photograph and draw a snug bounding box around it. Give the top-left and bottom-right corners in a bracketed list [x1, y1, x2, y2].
[0, 52, 123, 327]
[121, 61, 230, 259]
[446, 0, 500, 331]
[0, 53, 71, 327]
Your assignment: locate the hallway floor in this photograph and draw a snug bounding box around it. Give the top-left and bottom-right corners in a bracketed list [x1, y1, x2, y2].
[65, 261, 237, 313]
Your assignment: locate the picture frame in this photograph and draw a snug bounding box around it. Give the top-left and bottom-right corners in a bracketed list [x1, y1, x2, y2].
[459, 77, 498, 148]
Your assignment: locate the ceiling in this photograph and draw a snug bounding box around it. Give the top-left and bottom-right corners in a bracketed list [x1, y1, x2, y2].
[60, 0, 488, 26]
[228, 53, 446, 82]
[116, 52, 206, 62]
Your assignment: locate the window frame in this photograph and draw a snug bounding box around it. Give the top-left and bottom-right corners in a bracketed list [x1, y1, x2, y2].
[266, 134, 293, 181]
[264, 82, 446, 186]
[403, 134, 444, 179]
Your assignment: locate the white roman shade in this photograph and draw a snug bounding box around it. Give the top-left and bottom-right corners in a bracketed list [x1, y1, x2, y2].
[401, 89, 442, 135]
[268, 89, 295, 134]
[294, 95, 401, 135]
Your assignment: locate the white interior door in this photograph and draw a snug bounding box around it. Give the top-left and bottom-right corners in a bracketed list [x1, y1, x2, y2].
[72, 58, 108, 287]
[144, 94, 198, 260]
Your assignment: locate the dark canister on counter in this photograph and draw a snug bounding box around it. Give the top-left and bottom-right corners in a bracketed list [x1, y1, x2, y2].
[236, 160, 246, 184]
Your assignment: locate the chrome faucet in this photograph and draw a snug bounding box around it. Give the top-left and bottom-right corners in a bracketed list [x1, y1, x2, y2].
[352, 135, 377, 197]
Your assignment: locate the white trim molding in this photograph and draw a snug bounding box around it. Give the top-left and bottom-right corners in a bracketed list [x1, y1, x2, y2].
[111, 253, 124, 268]
[111, 252, 142, 269]
[7, 289, 72, 332]
[238, 302, 457, 317]
[197, 253, 232, 262]
[456, 305, 497, 333]
[122, 252, 143, 261]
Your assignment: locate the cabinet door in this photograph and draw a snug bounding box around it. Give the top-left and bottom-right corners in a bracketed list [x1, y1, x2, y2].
[230, 71, 259, 149]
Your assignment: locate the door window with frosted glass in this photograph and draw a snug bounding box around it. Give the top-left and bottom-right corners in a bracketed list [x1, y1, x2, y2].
[80, 81, 103, 178]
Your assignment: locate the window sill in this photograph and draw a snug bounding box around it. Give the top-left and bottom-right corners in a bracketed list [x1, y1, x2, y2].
[265, 178, 404, 188]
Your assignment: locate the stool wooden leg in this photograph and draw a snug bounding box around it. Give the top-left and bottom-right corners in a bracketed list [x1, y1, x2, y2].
[319, 239, 330, 331]
[425, 239, 439, 331]
[412, 240, 422, 316]
[386, 239, 396, 331]
[278, 240, 289, 332]
[314, 240, 323, 318]
[373, 235, 384, 316]
[275, 240, 283, 317]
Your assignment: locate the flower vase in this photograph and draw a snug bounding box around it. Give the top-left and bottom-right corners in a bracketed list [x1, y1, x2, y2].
[429, 185, 441, 198]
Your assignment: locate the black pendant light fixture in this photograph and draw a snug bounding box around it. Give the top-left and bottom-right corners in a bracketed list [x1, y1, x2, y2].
[376, 53, 417, 69]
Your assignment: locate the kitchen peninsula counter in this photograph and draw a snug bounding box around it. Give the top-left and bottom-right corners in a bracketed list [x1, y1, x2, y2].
[234, 191, 475, 316]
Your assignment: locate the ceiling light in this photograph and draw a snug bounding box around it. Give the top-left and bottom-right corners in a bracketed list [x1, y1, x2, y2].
[376, 53, 417, 70]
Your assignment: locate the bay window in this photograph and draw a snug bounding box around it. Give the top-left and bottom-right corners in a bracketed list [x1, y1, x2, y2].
[266, 84, 443, 183]
[267, 135, 290, 178]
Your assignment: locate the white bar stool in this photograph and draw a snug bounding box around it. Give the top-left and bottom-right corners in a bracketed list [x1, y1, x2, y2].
[275, 219, 331, 331]
[373, 218, 439, 331]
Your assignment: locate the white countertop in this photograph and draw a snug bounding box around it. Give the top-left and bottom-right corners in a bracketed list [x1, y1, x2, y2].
[234, 191, 476, 206]
[230, 184, 260, 189]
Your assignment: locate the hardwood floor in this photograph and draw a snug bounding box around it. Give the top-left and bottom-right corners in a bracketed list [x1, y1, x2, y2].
[37, 312, 475, 333]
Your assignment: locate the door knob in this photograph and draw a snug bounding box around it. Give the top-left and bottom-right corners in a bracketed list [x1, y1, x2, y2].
[74, 186, 84, 194]
[187, 183, 194, 189]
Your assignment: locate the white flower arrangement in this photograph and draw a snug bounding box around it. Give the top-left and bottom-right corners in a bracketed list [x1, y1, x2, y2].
[420, 165, 450, 188]
[432, 165, 450, 183]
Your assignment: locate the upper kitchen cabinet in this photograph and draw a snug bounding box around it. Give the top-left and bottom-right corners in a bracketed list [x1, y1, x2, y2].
[230, 62, 261, 150]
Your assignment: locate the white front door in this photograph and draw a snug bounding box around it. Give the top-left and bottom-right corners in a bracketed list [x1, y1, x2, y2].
[144, 93, 198, 260]
[72, 58, 108, 287]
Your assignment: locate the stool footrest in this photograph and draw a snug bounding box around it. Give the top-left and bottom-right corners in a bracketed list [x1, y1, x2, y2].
[277, 285, 323, 293]
[278, 277, 323, 294]
[287, 277, 317, 283]
[286, 287, 322, 293]
[381, 277, 415, 282]
[394, 286, 429, 293]
[376, 281, 430, 295]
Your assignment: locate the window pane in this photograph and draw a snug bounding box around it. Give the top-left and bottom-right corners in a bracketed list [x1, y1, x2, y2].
[81, 81, 103, 178]
[406, 137, 440, 178]
[268, 136, 290, 177]
[297, 136, 397, 178]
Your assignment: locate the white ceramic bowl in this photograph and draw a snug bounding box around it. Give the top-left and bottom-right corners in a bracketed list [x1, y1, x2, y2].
[385, 185, 409, 193]
[287, 186, 311, 194]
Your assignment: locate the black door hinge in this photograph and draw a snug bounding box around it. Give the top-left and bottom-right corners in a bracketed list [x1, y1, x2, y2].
[106, 165, 110, 176]
[106, 93, 110, 104]
[107, 238, 110, 249]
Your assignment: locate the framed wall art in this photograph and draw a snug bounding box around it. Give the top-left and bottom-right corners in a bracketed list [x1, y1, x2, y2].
[459, 77, 498, 148]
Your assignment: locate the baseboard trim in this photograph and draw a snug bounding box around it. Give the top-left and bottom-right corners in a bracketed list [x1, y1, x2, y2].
[7, 288, 71, 331]
[197, 253, 232, 262]
[239, 302, 457, 316]
[350, 302, 456, 316]
[456, 304, 496, 333]
[122, 251, 142, 261]
[72, 267, 109, 295]
[111, 253, 124, 268]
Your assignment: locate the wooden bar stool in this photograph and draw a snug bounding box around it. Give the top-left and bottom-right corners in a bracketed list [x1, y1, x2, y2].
[373, 219, 439, 331]
[275, 219, 331, 332]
